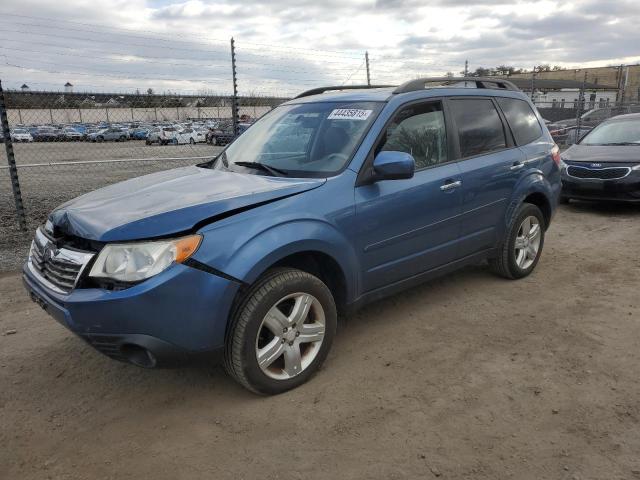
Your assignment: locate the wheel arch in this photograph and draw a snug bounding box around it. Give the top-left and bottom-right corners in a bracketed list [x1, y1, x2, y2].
[507, 173, 554, 231]
[522, 191, 552, 229]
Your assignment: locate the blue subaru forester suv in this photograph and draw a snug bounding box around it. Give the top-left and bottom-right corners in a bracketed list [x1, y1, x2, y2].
[24, 78, 562, 394]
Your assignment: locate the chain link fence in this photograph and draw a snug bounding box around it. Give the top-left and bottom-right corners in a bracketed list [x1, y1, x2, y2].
[534, 99, 640, 148]
[0, 86, 286, 270]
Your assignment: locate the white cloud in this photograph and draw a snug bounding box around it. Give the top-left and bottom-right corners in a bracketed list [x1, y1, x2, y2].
[0, 0, 638, 95]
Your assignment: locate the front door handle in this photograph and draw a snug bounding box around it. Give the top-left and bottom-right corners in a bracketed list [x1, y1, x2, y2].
[510, 161, 525, 171]
[440, 180, 462, 191]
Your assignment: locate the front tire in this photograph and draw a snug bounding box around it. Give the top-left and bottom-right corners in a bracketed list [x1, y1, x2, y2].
[489, 203, 545, 279]
[224, 268, 337, 395]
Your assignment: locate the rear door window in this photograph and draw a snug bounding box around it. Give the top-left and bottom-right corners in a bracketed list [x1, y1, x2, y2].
[449, 98, 507, 158]
[497, 97, 542, 146]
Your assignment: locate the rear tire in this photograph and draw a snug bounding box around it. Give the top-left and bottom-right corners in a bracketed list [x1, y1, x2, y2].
[489, 203, 546, 280]
[224, 268, 337, 395]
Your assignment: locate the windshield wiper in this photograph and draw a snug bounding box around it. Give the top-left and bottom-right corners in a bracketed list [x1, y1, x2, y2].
[233, 161, 288, 177]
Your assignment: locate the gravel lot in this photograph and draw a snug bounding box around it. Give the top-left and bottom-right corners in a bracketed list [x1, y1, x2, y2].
[1, 202, 639, 480]
[0, 141, 223, 271]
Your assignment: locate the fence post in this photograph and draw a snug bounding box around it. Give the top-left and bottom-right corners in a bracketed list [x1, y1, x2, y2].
[365, 51, 371, 86]
[575, 72, 587, 141]
[530, 67, 536, 102]
[0, 80, 27, 231]
[230, 37, 239, 136]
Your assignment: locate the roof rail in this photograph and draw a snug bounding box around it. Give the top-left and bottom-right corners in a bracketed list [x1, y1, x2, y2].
[294, 84, 395, 99]
[393, 77, 520, 94]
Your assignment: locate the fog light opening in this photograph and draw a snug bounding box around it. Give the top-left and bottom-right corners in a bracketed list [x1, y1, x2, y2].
[121, 344, 157, 368]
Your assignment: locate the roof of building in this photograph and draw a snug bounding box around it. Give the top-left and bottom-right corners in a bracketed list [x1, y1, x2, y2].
[503, 78, 616, 91]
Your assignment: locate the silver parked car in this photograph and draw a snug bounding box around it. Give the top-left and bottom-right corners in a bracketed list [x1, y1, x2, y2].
[90, 128, 129, 142]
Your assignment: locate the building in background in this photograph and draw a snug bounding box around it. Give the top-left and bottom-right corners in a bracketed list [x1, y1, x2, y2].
[64, 82, 73, 93]
[509, 64, 640, 102]
[504, 78, 617, 108]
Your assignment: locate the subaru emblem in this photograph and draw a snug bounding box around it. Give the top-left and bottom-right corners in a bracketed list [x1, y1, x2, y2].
[44, 243, 58, 259]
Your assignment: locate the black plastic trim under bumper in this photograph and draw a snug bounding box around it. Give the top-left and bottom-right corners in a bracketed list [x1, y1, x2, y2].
[80, 333, 224, 368]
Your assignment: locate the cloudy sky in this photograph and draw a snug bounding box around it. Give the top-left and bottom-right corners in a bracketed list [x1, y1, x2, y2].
[0, 0, 638, 96]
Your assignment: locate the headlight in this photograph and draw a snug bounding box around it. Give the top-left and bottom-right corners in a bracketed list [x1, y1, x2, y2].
[89, 234, 202, 282]
[632, 164, 640, 171]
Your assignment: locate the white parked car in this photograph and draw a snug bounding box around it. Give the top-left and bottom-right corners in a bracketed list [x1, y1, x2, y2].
[174, 128, 207, 144]
[10, 128, 34, 142]
[146, 127, 179, 145]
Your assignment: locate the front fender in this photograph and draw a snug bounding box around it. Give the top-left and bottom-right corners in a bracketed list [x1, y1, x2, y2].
[194, 216, 360, 303]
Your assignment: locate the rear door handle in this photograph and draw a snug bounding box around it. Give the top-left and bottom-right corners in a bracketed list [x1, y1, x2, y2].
[510, 161, 525, 171]
[440, 180, 462, 191]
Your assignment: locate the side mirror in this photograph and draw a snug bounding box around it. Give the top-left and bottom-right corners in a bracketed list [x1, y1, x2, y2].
[372, 151, 415, 181]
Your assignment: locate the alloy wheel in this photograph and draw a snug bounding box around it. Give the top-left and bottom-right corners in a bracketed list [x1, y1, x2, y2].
[514, 215, 541, 269]
[255, 292, 326, 380]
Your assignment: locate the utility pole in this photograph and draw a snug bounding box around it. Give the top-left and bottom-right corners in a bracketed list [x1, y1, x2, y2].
[620, 65, 629, 104]
[365, 51, 371, 86]
[616, 64, 624, 103]
[230, 37, 239, 137]
[0, 79, 27, 231]
[464, 60, 468, 77]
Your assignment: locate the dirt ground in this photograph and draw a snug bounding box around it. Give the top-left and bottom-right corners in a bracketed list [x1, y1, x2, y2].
[1, 202, 639, 480]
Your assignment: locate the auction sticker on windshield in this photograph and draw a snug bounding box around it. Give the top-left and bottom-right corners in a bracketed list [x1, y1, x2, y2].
[327, 109, 373, 120]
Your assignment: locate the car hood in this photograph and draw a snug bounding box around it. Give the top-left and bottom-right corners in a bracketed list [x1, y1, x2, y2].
[49, 166, 325, 242]
[549, 119, 578, 129]
[562, 144, 640, 164]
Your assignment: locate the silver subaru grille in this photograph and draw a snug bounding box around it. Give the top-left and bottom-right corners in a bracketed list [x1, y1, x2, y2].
[28, 228, 94, 294]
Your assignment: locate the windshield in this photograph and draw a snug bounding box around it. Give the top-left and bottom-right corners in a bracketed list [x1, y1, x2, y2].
[211, 101, 383, 177]
[580, 118, 640, 145]
[13, 129, 28, 134]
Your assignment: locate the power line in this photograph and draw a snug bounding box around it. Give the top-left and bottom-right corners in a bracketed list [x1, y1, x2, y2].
[0, 45, 359, 76]
[3, 61, 227, 84]
[0, 29, 364, 67]
[341, 59, 366, 85]
[0, 14, 365, 59]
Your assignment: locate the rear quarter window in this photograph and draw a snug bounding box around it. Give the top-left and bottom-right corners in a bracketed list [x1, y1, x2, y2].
[497, 97, 543, 146]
